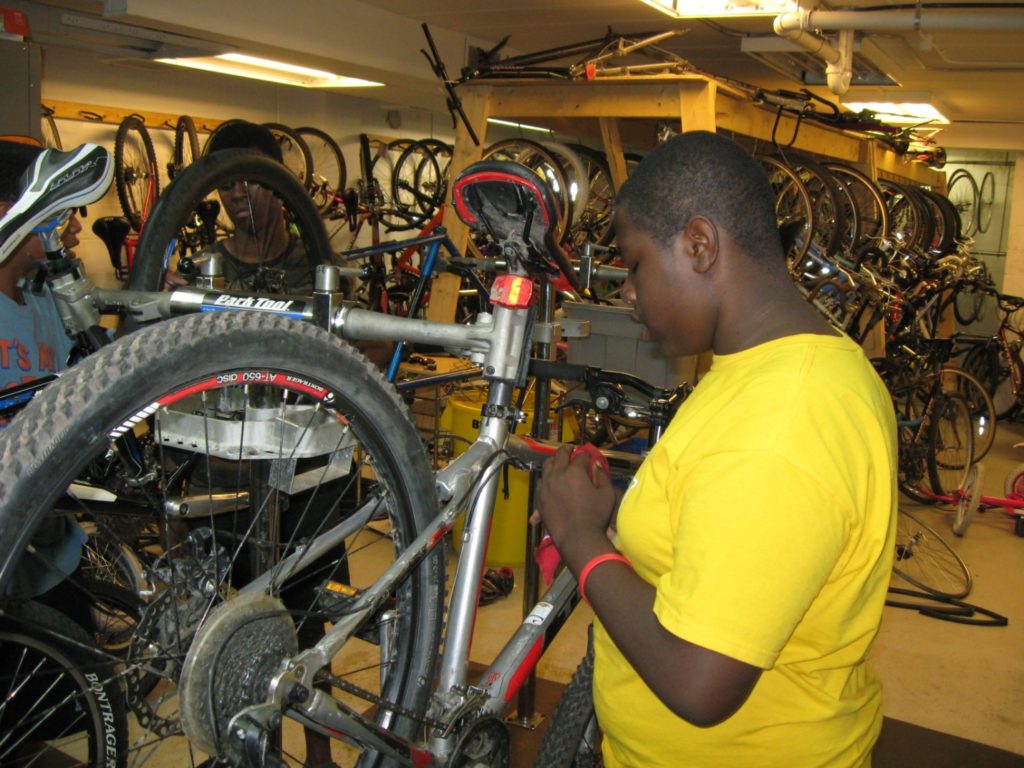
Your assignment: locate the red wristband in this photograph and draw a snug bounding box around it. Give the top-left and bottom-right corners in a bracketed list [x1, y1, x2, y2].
[577, 552, 632, 605]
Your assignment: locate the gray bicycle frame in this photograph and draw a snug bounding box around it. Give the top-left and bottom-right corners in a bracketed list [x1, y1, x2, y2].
[48, 257, 618, 766]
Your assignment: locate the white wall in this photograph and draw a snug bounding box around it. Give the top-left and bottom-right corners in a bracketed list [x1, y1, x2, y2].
[942, 150, 1017, 308]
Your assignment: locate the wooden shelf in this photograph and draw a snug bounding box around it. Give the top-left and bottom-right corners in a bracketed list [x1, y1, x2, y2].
[428, 74, 944, 323]
[44, 99, 224, 134]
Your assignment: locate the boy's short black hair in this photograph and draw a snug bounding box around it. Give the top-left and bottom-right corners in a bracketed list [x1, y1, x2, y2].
[205, 120, 283, 163]
[0, 140, 44, 203]
[616, 131, 783, 263]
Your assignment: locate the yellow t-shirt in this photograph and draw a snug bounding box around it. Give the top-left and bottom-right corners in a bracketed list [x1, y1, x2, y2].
[594, 333, 898, 768]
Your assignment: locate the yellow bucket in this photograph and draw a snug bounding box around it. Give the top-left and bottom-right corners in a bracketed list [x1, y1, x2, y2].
[442, 387, 571, 566]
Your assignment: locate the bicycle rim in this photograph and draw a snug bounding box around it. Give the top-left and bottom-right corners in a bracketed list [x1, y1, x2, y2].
[114, 115, 160, 232]
[0, 311, 444, 766]
[944, 367, 996, 460]
[927, 393, 973, 497]
[892, 508, 972, 599]
[297, 126, 347, 203]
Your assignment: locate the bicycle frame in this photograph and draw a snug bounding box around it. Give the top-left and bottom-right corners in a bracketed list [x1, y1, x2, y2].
[34, 257, 644, 765]
[1, 145, 652, 765]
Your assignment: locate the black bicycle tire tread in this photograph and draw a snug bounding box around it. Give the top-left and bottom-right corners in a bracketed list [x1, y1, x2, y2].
[756, 154, 814, 271]
[535, 647, 601, 768]
[773, 151, 847, 259]
[926, 393, 973, 498]
[823, 162, 889, 249]
[977, 171, 996, 234]
[918, 187, 959, 255]
[943, 366, 996, 461]
[953, 284, 983, 326]
[946, 170, 979, 238]
[0, 310, 445, 762]
[172, 115, 200, 171]
[262, 122, 314, 187]
[962, 342, 1019, 420]
[392, 139, 444, 217]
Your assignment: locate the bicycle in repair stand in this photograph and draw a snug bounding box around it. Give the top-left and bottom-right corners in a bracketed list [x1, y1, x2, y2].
[0, 145, 685, 766]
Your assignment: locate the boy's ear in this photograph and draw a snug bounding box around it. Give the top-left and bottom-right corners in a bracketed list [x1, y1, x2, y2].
[685, 216, 719, 274]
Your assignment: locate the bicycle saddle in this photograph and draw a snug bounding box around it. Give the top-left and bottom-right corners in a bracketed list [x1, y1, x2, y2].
[0, 143, 113, 266]
[92, 216, 132, 276]
[452, 160, 579, 290]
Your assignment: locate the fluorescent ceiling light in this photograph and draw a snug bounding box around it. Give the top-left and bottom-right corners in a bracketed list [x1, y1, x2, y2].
[640, 0, 794, 18]
[156, 53, 383, 88]
[486, 118, 553, 134]
[842, 101, 950, 125]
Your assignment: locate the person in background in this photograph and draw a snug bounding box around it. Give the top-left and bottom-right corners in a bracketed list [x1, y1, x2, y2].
[165, 119, 316, 293]
[535, 131, 898, 767]
[166, 119, 392, 369]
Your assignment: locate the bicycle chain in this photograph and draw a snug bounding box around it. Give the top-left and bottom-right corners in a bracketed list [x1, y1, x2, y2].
[315, 669, 447, 731]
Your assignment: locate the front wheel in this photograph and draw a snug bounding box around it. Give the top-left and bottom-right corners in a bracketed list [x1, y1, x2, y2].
[114, 114, 160, 232]
[0, 311, 445, 766]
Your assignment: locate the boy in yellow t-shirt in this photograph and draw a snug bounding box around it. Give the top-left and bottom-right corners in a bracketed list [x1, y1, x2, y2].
[535, 131, 897, 767]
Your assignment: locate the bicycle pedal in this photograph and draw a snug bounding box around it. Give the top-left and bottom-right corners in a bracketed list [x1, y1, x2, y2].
[317, 580, 396, 644]
[317, 579, 361, 617]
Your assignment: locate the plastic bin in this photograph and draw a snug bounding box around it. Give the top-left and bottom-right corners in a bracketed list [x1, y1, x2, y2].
[561, 301, 695, 389]
[442, 388, 572, 566]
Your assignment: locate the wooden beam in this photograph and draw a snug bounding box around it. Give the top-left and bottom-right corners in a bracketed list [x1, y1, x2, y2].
[44, 99, 223, 133]
[714, 91, 861, 161]
[679, 80, 717, 133]
[599, 118, 628, 192]
[479, 78, 711, 120]
[872, 143, 944, 186]
[428, 86, 491, 323]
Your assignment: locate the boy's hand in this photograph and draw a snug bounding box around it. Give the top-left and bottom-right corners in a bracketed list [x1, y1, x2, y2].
[533, 444, 616, 566]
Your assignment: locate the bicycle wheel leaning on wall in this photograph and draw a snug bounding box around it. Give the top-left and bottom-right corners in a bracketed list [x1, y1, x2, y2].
[0, 310, 445, 767]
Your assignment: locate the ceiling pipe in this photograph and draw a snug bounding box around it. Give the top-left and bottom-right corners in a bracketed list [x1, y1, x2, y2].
[774, 6, 1024, 94]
